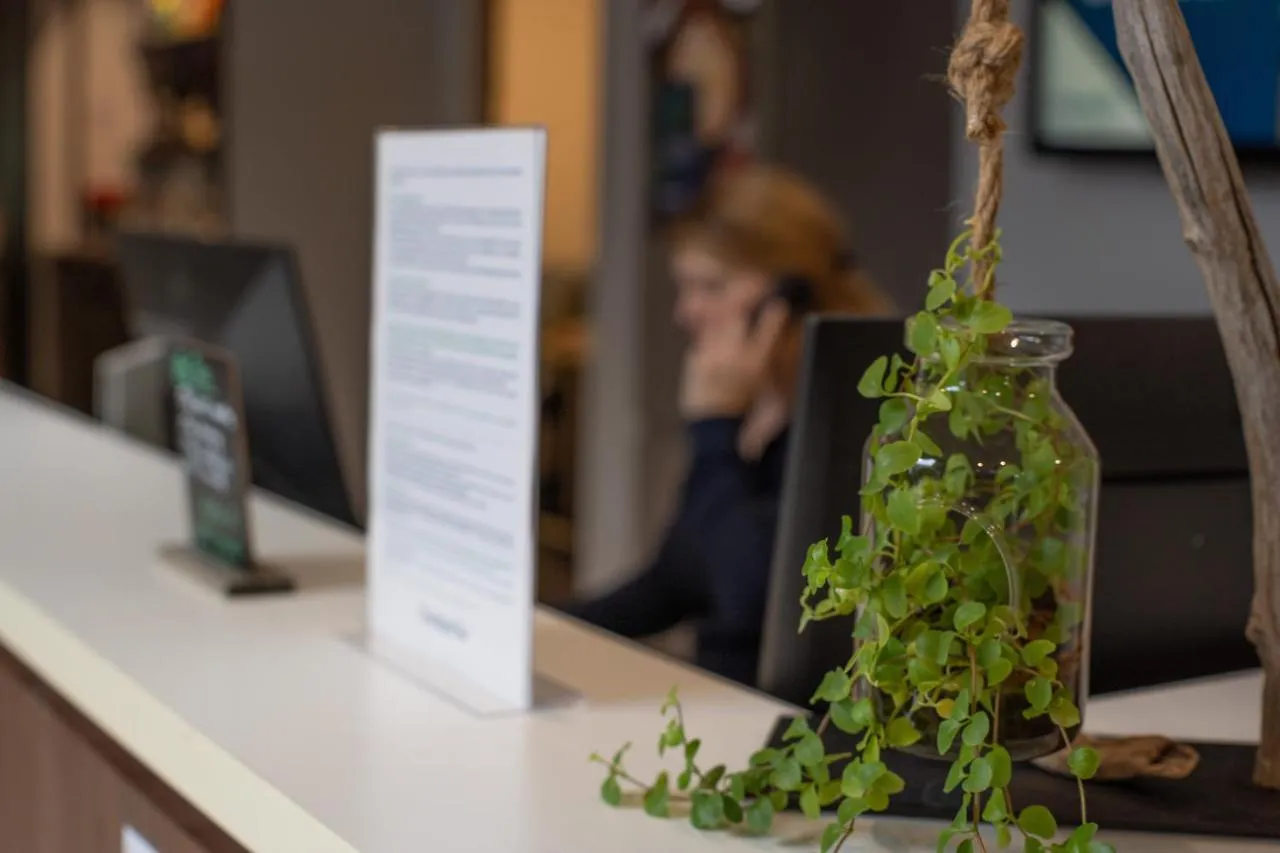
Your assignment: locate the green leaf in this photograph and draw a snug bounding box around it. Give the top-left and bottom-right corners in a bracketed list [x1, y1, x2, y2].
[813, 669, 853, 703]
[1066, 824, 1098, 852]
[970, 301, 1013, 334]
[800, 785, 821, 819]
[1026, 677, 1053, 713]
[957, 841, 975, 853]
[795, 733, 825, 769]
[721, 795, 743, 824]
[886, 717, 923, 748]
[1018, 805, 1059, 839]
[936, 828, 959, 853]
[927, 276, 956, 311]
[1087, 843, 1117, 853]
[878, 398, 911, 434]
[770, 789, 788, 811]
[962, 711, 991, 747]
[924, 569, 950, 605]
[644, 772, 670, 817]
[997, 824, 1013, 848]
[987, 658, 1014, 686]
[661, 686, 680, 714]
[908, 656, 940, 688]
[977, 638, 1003, 668]
[819, 779, 844, 805]
[842, 760, 887, 798]
[988, 745, 1013, 788]
[952, 689, 972, 721]
[1069, 746, 1100, 781]
[700, 765, 727, 790]
[913, 430, 944, 458]
[941, 336, 962, 370]
[937, 719, 962, 754]
[866, 787, 890, 812]
[927, 389, 952, 412]
[882, 574, 909, 620]
[600, 776, 622, 806]
[963, 756, 993, 793]
[729, 773, 746, 801]
[1025, 840, 1045, 853]
[677, 769, 692, 790]
[943, 759, 966, 793]
[1050, 697, 1082, 729]
[887, 489, 922, 535]
[771, 757, 803, 791]
[916, 630, 955, 666]
[954, 601, 988, 632]
[684, 738, 702, 764]
[838, 796, 869, 823]
[910, 312, 939, 354]
[1022, 639, 1056, 667]
[690, 789, 725, 830]
[858, 356, 889, 399]
[820, 822, 846, 853]
[783, 716, 812, 742]
[745, 797, 774, 834]
[877, 441, 922, 477]
[877, 771, 907, 797]
[830, 697, 874, 734]
[982, 789, 1009, 823]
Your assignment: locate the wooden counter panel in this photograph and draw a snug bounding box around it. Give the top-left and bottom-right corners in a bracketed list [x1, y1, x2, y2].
[0, 644, 248, 853]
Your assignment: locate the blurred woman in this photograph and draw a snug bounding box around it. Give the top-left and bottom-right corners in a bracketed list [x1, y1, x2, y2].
[563, 165, 893, 685]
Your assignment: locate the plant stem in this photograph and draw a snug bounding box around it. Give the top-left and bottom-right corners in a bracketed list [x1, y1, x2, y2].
[833, 826, 855, 853]
[1058, 725, 1088, 825]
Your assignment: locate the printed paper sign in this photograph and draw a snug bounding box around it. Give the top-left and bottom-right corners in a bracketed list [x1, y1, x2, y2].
[368, 128, 546, 711]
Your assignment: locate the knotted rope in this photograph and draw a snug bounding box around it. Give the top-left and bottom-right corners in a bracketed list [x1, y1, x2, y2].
[947, 0, 1024, 297]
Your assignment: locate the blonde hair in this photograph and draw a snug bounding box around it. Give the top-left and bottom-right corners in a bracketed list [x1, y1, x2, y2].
[671, 165, 894, 316]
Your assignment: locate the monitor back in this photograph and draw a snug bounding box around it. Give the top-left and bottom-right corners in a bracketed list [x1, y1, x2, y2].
[115, 232, 357, 528]
[758, 315, 1255, 706]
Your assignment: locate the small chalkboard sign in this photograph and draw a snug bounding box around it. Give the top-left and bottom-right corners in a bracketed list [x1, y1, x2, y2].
[161, 339, 293, 596]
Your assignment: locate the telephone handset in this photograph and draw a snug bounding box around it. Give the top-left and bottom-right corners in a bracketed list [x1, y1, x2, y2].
[749, 274, 815, 329]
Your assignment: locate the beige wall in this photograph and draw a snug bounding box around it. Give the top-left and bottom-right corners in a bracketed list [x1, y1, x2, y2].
[28, 0, 153, 253]
[488, 0, 600, 276]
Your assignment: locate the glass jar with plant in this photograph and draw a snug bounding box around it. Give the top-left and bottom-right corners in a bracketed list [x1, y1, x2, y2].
[591, 233, 1109, 853]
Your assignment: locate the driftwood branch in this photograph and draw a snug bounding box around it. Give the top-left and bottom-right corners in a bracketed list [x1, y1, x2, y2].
[1113, 0, 1280, 789]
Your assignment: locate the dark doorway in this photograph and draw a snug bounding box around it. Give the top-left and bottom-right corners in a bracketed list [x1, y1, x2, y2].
[0, 0, 30, 384]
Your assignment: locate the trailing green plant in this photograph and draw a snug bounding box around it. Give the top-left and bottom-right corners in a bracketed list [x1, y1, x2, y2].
[590, 231, 1110, 853]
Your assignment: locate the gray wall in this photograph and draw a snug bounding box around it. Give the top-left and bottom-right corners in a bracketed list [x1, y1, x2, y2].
[765, 0, 958, 310]
[954, 1, 1280, 316]
[226, 0, 484, 520]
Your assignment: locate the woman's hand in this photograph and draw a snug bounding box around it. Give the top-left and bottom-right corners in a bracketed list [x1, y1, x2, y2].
[679, 300, 789, 420]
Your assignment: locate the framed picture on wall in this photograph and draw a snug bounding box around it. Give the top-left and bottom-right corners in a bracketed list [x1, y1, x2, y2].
[646, 0, 761, 224]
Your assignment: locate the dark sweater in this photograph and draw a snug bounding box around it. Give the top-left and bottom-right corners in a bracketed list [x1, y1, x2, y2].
[564, 417, 787, 686]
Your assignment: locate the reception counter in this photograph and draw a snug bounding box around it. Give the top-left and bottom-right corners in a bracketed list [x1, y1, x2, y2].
[0, 388, 1269, 852]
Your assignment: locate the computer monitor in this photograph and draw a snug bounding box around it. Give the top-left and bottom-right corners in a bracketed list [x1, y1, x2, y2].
[758, 315, 1256, 706]
[115, 232, 357, 529]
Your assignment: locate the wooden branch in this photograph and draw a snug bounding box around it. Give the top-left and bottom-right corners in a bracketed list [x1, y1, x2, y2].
[1112, 0, 1280, 789]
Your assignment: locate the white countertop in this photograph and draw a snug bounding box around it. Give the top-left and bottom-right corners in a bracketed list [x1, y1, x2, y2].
[0, 389, 1270, 852]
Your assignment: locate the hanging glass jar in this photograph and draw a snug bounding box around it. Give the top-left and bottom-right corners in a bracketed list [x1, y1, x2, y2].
[856, 319, 1100, 762]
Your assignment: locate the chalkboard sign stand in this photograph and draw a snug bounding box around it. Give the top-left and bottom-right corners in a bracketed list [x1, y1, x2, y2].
[158, 544, 296, 596]
[163, 339, 296, 598]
